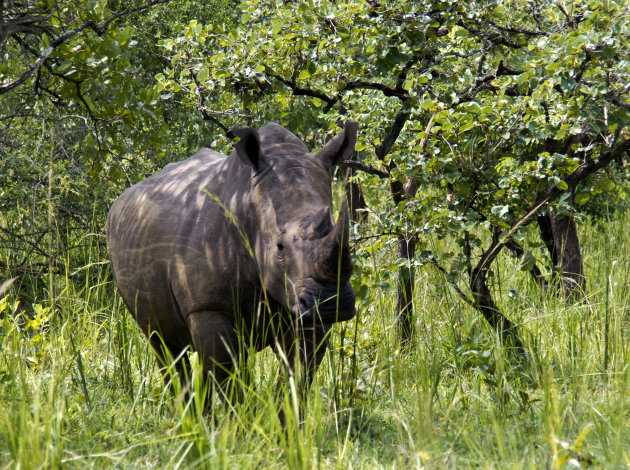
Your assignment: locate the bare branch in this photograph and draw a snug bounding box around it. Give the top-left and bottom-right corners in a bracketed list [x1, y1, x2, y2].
[0, 45, 54, 94]
[350, 231, 402, 248]
[199, 107, 234, 139]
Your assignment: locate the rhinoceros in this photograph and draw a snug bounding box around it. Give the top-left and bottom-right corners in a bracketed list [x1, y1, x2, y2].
[106, 122, 358, 417]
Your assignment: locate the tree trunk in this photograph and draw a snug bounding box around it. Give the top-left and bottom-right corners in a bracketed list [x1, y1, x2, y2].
[471, 244, 524, 350]
[344, 166, 367, 223]
[373, 106, 415, 345]
[538, 209, 585, 300]
[550, 212, 585, 299]
[390, 177, 418, 345]
[395, 235, 416, 344]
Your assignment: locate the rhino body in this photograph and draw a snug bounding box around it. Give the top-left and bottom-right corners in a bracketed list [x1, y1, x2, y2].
[106, 122, 357, 413]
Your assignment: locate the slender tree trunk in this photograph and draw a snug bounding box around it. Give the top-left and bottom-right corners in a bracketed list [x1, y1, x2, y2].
[390, 177, 418, 344]
[550, 212, 585, 299]
[471, 262, 523, 349]
[537, 208, 585, 300]
[344, 152, 367, 223]
[395, 235, 416, 344]
[346, 178, 367, 223]
[372, 107, 419, 345]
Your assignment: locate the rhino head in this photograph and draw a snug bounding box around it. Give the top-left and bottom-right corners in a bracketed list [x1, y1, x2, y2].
[232, 122, 358, 324]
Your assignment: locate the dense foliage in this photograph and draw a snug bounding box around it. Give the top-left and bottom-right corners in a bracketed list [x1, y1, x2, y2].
[155, 0, 630, 341]
[1, 0, 234, 296]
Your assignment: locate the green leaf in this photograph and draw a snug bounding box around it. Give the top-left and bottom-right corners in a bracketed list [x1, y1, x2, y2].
[575, 192, 590, 206]
[271, 21, 283, 35]
[392, 258, 409, 269]
[491, 205, 510, 219]
[555, 124, 569, 140]
[197, 67, 209, 82]
[517, 70, 532, 86]
[519, 251, 537, 272]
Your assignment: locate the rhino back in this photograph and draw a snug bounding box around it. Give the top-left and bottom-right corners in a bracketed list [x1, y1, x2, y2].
[107, 149, 245, 337]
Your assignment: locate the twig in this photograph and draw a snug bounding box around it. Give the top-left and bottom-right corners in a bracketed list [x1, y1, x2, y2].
[337, 160, 389, 178]
[350, 232, 402, 248]
[429, 258, 475, 307]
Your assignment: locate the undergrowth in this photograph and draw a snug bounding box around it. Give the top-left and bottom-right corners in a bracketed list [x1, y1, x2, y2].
[1, 211, 629, 469]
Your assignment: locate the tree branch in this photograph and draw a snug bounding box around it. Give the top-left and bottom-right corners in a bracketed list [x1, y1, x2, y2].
[341, 80, 405, 99]
[479, 18, 546, 37]
[376, 107, 410, 158]
[337, 160, 389, 178]
[457, 60, 526, 102]
[428, 257, 476, 307]
[198, 107, 235, 139]
[457, 20, 525, 49]
[190, 63, 236, 138]
[266, 71, 337, 110]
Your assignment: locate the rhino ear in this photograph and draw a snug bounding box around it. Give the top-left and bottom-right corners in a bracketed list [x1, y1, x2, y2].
[313, 121, 358, 168]
[233, 127, 265, 170]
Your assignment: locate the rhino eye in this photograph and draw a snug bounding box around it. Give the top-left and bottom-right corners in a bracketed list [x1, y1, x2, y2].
[277, 243, 285, 252]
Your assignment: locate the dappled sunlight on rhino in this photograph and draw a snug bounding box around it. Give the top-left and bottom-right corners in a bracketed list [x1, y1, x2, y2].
[107, 122, 358, 422]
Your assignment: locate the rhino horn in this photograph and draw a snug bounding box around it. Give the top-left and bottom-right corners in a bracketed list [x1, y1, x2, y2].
[317, 198, 351, 278]
[332, 197, 349, 249]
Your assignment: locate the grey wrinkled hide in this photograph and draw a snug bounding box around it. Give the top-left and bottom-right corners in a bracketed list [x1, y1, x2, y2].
[107, 122, 358, 417]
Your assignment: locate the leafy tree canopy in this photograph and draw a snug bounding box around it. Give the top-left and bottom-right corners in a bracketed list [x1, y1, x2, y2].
[1, 0, 629, 337]
[156, 0, 629, 340]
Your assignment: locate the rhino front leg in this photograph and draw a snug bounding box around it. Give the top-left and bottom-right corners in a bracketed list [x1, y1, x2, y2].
[274, 320, 331, 426]
[187, 311, 248, 413]
[149, 334, 192, 392]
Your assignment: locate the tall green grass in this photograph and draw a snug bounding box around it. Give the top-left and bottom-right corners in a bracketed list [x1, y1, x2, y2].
[1, 211, 629, 468]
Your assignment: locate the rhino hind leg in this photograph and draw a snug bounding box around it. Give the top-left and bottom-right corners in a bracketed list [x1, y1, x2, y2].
[187, 311, 249, 412]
